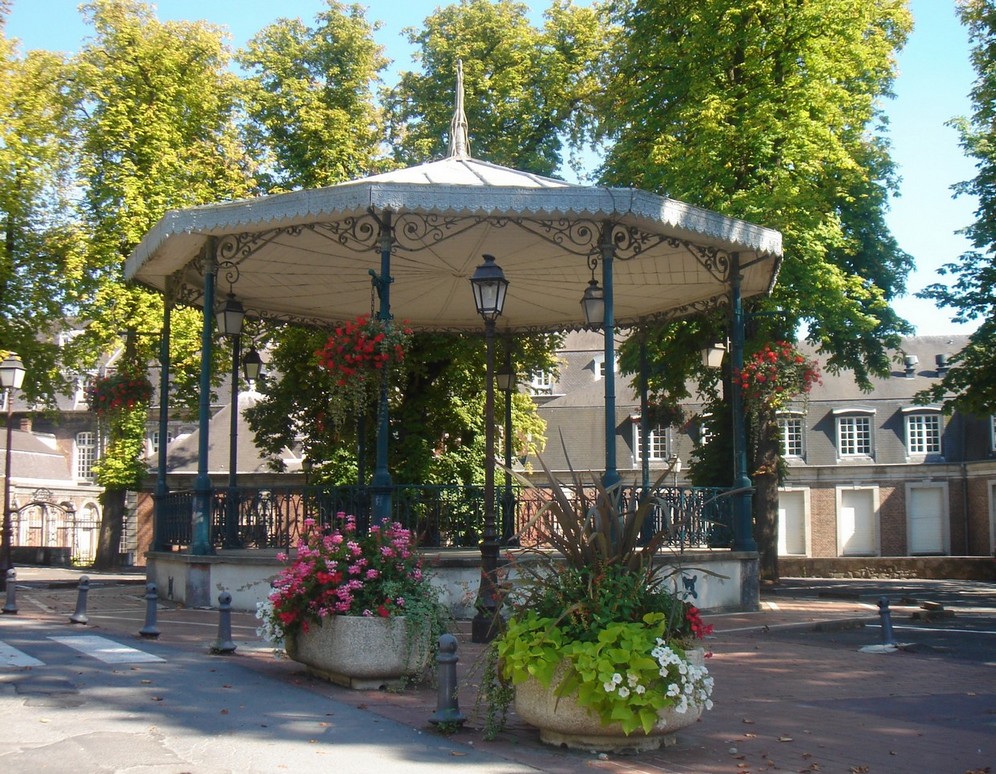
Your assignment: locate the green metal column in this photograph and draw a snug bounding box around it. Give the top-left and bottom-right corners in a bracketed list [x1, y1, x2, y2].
[730, 253, 757, 553]
[600, 225, 620, 490]
[370, 212, 394, 528]
[638, 338, 653, 544]
[153, 292, 172, 552]
[192, 242, 217, 555]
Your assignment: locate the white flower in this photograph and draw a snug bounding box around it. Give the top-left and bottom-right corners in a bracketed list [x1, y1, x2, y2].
[603, 681, 616, 693]
[617, 686, 630, 699]
[611, 672, 623, 685]
[635, 685, 646, 695]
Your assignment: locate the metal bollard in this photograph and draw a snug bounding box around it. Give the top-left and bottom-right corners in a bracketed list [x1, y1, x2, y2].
[2, 569, 17, 614]
[69, 575, 90, 625]
[429, 633, 466, 727]
[877, 596, 896, 646]
[210, 591, 237, 654]
[139, 582, 160, 639]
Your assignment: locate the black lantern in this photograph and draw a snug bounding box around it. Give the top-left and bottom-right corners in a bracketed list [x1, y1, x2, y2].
[215, 293, 246, 337]
[580, 277, 605, 327]
[470, 254, 509, 321]
[241, 347, 263, 382]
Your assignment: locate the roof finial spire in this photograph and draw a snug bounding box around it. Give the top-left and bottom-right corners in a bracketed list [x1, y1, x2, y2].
[448, 59, 471, 159]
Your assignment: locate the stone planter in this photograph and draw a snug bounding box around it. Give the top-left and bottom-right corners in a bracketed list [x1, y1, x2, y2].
[286, 615, 430, 690]
[514, 649, 706, 753]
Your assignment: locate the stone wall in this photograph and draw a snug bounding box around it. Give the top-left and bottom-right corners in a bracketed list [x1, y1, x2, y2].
[781, 555, 995, 581]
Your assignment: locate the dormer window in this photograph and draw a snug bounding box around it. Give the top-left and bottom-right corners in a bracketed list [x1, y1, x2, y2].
[834, 408, 875, 458]
[528, 370, 553, 395]
[632, 421, 670, 461]
[593, 355, 617, 380]
[903, 407, 941, 455]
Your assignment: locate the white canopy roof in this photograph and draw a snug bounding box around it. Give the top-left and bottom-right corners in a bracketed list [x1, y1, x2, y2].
[125, 73, 782, 333]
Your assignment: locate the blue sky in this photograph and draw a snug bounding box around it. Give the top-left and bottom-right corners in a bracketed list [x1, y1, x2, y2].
[7, 0, 981, 336]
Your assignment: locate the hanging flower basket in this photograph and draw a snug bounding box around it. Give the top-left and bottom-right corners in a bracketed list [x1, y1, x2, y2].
[735, 340, 821, 411]
[87, 371, 154, 417]
[315, 315, 413, 423]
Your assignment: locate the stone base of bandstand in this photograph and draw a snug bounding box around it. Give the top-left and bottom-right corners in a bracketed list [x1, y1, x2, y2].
[144, 548, 760, 616]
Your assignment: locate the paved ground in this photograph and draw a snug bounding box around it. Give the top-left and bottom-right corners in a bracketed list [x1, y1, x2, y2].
[3, 566, 995, 774]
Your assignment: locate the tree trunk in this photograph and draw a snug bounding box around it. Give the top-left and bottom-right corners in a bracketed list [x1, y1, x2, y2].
[93, 487, 126, 570]
[752, 411, 781, 583]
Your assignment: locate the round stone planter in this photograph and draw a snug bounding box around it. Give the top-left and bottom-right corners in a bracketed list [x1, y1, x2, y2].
[513, 649, 707, 754]
[286, 615, 430, 690]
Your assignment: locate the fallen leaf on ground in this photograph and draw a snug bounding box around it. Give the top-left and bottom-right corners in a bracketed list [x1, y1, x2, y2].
[778, 735, 793, 742]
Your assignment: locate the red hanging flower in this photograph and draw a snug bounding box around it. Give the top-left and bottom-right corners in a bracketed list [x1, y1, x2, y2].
[87, 371, 154, 417]
[734, 341, 821, 411]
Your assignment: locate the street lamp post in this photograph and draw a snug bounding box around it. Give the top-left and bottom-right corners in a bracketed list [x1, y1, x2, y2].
[216, 293, 246, 549]
[0, 353, 26, 592]
[495, 350, 516, 544]
[470, 254, 508, 644]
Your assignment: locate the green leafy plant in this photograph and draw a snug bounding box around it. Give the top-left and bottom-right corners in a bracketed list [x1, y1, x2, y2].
[482, 452, 717, 738]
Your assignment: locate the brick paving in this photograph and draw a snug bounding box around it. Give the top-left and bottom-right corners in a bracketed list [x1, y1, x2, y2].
[6, 567, 995, 774]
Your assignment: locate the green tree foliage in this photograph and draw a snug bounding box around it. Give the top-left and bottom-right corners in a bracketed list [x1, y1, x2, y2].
[602, 0, 914, 579]
[917, 0, 996, 414]
[385, 0, 607, 175]
[237, 1, 388, 191]
[0, 5, 81, 403]
[243, 1, 567, 485]
[71, 0, 254, 566]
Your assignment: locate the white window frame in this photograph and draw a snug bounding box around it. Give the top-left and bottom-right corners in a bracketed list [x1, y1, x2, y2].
[777, 486, 811, 557]
[75, 431, 96, 481]
[903, 408, 942, 456]
[633, 422, 670, 462]
[697, 413, 713, 447]
[592, 355, 618, 380]
[905, 480, 950, 555]
[835, 484, 881, 557]
[990, 415, 996, 452]
[527, 370, 553, 395]
[833, 408, 875, 458]
[777, 414, 804, 458]
[148, 427, 175, 457]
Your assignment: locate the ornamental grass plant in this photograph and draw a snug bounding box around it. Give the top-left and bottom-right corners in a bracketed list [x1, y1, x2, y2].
[483, 454, 717, 738]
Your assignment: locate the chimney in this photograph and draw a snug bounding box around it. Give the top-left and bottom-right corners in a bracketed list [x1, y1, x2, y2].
[18, 417, 31, 433]
[935, 353, 948, 376]
[904, 354, 918, 378]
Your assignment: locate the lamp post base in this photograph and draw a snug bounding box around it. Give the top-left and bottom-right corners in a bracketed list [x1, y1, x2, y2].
[471, 606, 504, 644]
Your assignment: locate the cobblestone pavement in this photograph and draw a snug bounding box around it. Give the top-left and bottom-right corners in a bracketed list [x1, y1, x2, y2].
[5, 567, 995, 774]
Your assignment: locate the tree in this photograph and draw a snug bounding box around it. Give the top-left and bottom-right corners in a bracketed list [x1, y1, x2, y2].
[243, 1, 582, 486]
[236, 0, 388, 192]
[917, 0, 996, 415]
[72, 0, 253, 567]
[0, 5, 82, 405]
[385, 0, 607, 175]
[601, 0, 914, 580]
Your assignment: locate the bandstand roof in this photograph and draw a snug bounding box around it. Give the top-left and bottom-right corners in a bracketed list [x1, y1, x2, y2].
[125, 70, 782, 333]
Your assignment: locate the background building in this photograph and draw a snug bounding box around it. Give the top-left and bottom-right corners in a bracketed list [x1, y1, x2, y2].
[524, 332, 996, 562]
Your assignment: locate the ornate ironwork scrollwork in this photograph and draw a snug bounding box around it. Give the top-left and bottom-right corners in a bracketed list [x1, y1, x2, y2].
[392, 212, 486, 251]
[309, 214, 380, 251]
[508, 217, 601, 256]
[683, 243, 732, 282]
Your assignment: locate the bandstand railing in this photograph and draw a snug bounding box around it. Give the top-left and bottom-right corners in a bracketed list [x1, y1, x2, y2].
[154, 483, 734, 553]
